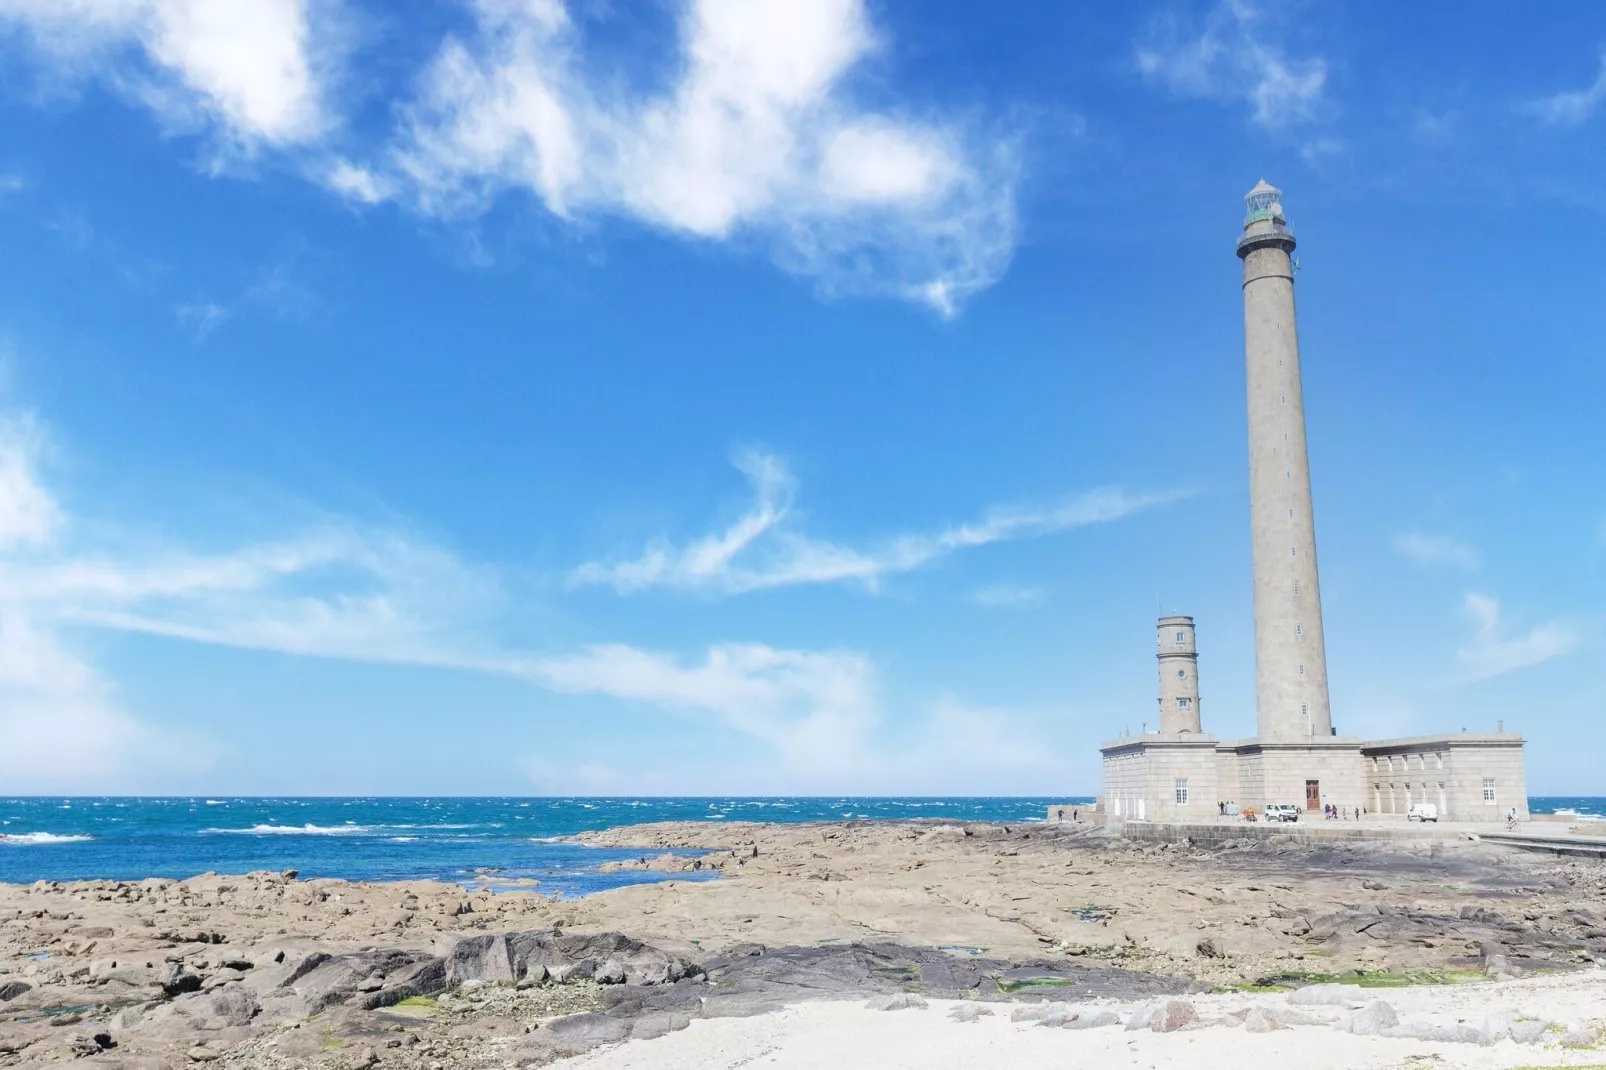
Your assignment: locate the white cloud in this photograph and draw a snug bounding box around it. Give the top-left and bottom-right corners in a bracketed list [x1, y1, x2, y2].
[0, 405, 1094, 792]
[1458, 592, 1579, 682]
[572, 450, 1180, 596]
[382, 0, 1018, 313]
[1136, 0, 1327, 129]
[176, 300, 229, 339]
[514, 650, 1073, 792]
[1392, 532, 1481, 572]
[519, 642, 879, 777]
[0, 0, 1016, 311]
[0, 413, 59, 550]
[0, 417, 214, 789]
[0, 606, 148, 790]
[324, 158, 392, 204]
[899, 700, 1069, 792]
[971, 583, 1046, 608]
[1526, 52, 1606, 127]
[0, 0, 339, 150]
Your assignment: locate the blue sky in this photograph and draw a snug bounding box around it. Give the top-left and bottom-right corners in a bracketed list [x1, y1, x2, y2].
[0, 0, 1601, 795]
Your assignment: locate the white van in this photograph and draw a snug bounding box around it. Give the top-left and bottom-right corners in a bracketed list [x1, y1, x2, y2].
[1264, 803, 1301, 823]
[1407, 803, 1438, 822]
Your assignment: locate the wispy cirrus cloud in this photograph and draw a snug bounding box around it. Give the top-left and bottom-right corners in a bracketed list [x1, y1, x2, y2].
[1136, 0, 1328, 130]
[512, 648, 1072, 793]
[1525, 50, 1606, 127]
[176, 300, 230, 339]
[1392, 532, 1481, 572]
[0, 412, 59, 550]
[516, 642, 880, 778]
[0, 406, 1083, 791]
[571, 450, 1182, 596]
[1457, 592, 1579, 682]
[971, 583, 1046, 608]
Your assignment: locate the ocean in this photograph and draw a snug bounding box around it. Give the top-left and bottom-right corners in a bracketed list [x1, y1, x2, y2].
[0, 797, 1092, 893]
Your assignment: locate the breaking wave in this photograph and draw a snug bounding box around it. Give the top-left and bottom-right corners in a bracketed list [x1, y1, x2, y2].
[0, 832, 93, 845]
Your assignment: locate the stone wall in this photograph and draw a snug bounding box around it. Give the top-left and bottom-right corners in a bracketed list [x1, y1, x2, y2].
[1361, 735, 1527, 821]
[1099, 737, 1220, 822]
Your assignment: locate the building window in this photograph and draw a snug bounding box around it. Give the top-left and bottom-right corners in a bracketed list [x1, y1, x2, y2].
[1300, 703, 1308, 718]
[1176, 631, 1185, 643]
[1296, 623, 1303, 636]
[1435, 753, 1443, 770]
[1483, 778, 1496, 804]
[1177, 669, 1186, 679]
[1291, 546, 1297, 556]
[1298, 664, 1305, 676]
[1174, 778, 1189, 805]
[1287, 508, 1293, 517]
[1293, 583, 1300, 595]
[1178, 698, 1191, 708]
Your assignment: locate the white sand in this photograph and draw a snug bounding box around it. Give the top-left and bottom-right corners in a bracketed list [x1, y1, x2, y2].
[558, 970, 1606, 1069]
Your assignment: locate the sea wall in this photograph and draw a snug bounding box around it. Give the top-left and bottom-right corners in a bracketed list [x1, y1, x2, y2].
[1115, 821, 1452, 847]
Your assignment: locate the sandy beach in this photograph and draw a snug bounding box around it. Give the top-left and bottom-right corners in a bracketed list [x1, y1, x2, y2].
[2, 819, 1603, 1067]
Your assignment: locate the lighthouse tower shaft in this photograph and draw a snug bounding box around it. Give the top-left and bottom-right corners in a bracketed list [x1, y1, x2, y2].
[1236, 181, 1332, 743]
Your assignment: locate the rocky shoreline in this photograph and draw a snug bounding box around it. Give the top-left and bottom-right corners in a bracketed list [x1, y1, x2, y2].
[2, 819, 1603, 1066]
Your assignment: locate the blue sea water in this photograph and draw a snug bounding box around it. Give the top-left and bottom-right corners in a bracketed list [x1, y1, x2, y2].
[0, 797, 1091, 894]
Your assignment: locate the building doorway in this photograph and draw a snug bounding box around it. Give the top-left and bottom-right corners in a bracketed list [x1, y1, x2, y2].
[1305, 780, 1320, 811]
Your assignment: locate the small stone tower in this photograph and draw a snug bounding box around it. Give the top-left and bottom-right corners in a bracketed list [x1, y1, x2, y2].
[1157, 615, 1201, 733]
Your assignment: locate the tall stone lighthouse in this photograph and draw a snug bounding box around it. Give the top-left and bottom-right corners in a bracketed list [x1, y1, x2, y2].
[1236, 179, 1333, 743]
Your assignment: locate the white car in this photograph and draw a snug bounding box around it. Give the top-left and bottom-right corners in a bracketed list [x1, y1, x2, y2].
[1407, 803, 1438, 822]
[1264, 803, 1301, 823]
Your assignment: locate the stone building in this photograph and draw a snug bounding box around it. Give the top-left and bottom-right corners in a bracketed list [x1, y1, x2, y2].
[1098, 182, 1527, 822]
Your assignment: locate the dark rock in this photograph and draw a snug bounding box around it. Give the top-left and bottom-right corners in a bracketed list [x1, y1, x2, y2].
[160, 963, 203, 996]
[209, 983, 260, 1026]
[446, 934, 515, 985]
[630, 1012, 692, 1039]
[283, 949, 440, 1015]
[0, 981, 31, 1001]
[519, 1012, 631, 1058]
[360, 957, 446, 1010]
[445, 930, 697, 989]
[699, 993, 788, 1018]
[1195, 937, 1223, 959]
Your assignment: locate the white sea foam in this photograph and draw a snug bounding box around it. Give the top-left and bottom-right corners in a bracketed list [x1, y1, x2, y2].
[0, 832, 93, 845]
[205, 824, 372, 836]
